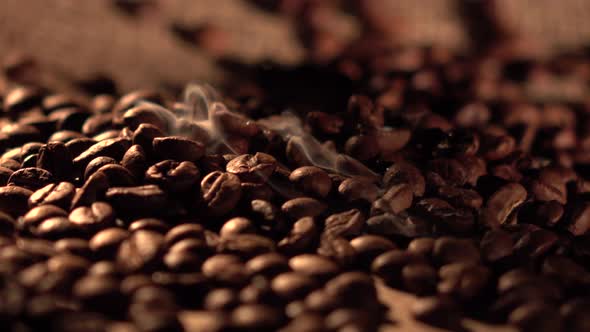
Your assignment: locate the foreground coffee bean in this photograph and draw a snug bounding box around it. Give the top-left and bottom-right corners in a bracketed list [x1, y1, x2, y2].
[201, 171, 242, 216]
[145, 160, 200, 193]
[28, 182, 75, 209]
[105, 185, 168, 218]
[0, 185, 33, 217]
[68, 202, 115, 233]
[7, 167, 54, 191]
[152, 136, 205, 162]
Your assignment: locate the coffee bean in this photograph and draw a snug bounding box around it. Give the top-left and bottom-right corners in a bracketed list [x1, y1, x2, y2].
[121, 145, 148, 180]
[7, 167, 54, 191]
[28, 182, 75, 209]
[54, 238, 91, 258]
[383, 161, 425, 197]
[73, 275, 125, 315]
[324, 272, 377, 307]
[323, 209, 364, 239]
[226, 153, 277, 183]
[164, 223, 205, 246]
[481, 183, 527, 228]
[245, 253, 290, 278]
[132, 123, 164, 157]
[94, 164, 136, 187]
[289, 254, 340, 281]
[128, 218, 170, 233]
[73, 137, 131, 170]
[71, 172, 110, 208]
[350, 235, 396, 267]
[106, 185, 168, 218]
[21, 205, 68, 231]
[338, 177, 380, 203]
[218, 234, 275, 259]
[84, 156, 118, 180]
[0, 185, 33, 217]
[372, 249, 424, 286]
[202, 254, 247, 287]
[153, 136, 205, 162]
[272, 272, 318, 301]
[36, 142, 74, 181]
[204, 288, 240, 311]
[145, 160, 200, 193]
[123, 103, 175, 133]
[35, 216, 81, 239]
[289, 166, 332, 198]
[116, 230, 164, 273]
[278, 217, 319, 255]
[438, 262, 490, 301]
[281, 197, 327, 220]
[231, 304, 284, 331]
[561, 298, 590, 332]
[373, 183, 413, 214]
[220, 217, 256, 237]
[317, 236, 357, 267]
[69, 202, 116, 233]
[201, 171, 242, 216]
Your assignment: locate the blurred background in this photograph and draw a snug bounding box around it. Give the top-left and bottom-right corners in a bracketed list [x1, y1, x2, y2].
[1, 0, 590, 94]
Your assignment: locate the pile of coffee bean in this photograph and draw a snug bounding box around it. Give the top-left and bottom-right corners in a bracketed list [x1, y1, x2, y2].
[2, 25, 590, 332]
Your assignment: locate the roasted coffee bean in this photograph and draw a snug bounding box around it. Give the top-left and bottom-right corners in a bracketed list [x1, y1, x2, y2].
[132, 123, 164, 157]
[73, 275, 125, 315]
[0, 167, 14, 186]
[65, 137, 97, 159]
[220, 217, 256, 237]
[338, 177, 380, 203]
[202, 254, 247, 287]
[324, 272, 377, 307]
[372, 183, 413, 214]
[289, 254, 340, 281]
[71, 171, 110, 208]
[0, 185, 33, 217]
[402, 262, 438, 295]
[278, 217, 319, 255]
[164, 223, 205, 246]
[481, 182, 527, 227]
[569, 202, 590, 236]
[218, 234, 275, 259]
[383, 161, 425, 197]
[35, 216, 81, 239]
[438, 262, 490, 301]
[480, 229, 515, 263]
[145, 160, 200, 193]
[201, 171, 241, 216]
[72, 137, 131, 169]
[129, 218, 170, 234]
[204, 288, 240, 311]
[84, 156, 118, 180]
[116, 230, 164, 273]
[123, 103, 175, 133]
[69, 202, 116, 233]
[561, 298, 590, 332]
[226, 153, 277, 183]
[105, 185, 168, 218]
[372, 249, 424, 286]
[94, 164, 136, 187]
[21, 205, 68, 230]
[153, 136, 205, 162]
[231, 304, 284, 331]
[281, 197, 327, 220]
[36, 142, 74, 181]
[289, 166, 332, 198]
[120, 144, 148, 180]
[54, 238, 91, 258]
[323, 209, 364, 239]
[272, 272, 318, 301]
[28, 182, 75, 209]
[245, 253, 290, 278]
[7, 167, 54, 191]
[317, 236, 357, 267]
[350, 235, 396, 267]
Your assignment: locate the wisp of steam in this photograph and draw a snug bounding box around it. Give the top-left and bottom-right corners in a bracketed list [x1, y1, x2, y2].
[179, 82, 378, 180]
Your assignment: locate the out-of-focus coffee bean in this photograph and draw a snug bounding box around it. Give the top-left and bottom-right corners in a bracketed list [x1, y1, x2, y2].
[218, 234, 275, 259]
[411, 296, 463, 330]
[317, 236, 357, 267]
[383, 161, 425, 197]
[433, 237, 480, 265]
[69, 202, 115, 233]
[289, 166, 332, 198]
[508, 302, 564, 332]
[7, 167, 53, 191]
[271, 272, 318, 301]
[338, 177, 380, 203]
[438, 262, 490, 301]
[289, 254, 340, 281]
[164, 223, 205, 246]
[54, 238, 91, 258]
[116, 230, 164, 273]
[28, 182, 75, 209]
[204, 288, 240, 311]
[350, 235, 396, 267]
[0, 185, 33, 217]
[278, 217, 318, 255]
[323, 209, 364, 239]
[245, 253, 289, 278]
[231, 304, 284, 331]
[220, 217, 256, 237]
[128, 218, 169, 234]
[480, 229, 515, 263]
[21, 205, 68, 230]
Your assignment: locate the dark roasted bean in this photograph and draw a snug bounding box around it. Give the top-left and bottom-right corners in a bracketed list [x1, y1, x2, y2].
[69, 202, 116, 233]
[28, 182, 75, 209]
[36, 142, 74, 181]
[105, 185, 168, 218]
[153, 136, 205, 162]
[84, 156, 118, 180]
[411, 296, 463, 330]
[72, 137, 131, 169]
[226, 153, 277, 183]
[121, 144, 148, 180]
[0, 185, 33, 217]
[7, 167, 53, 191]
[116, 230, 164, 273]
[278, 217, 319, 255]
[289, 166, 332, 198]
[323, 209, 364, 239]
[145, 160, 200, 193]
[281, 197, 327, 220]
[201, 171, 241, 216]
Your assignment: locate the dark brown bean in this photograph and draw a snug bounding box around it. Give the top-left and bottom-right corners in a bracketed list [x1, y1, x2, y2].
[28, 182, 75, 209]
[323, 209, 364, 239]
[7, 167, 54, 191]
[350, 235, 397, 266]
[220, 217, 256, 237]
[201, 171, 242, 216]
[116, 230, 164, 273]
[281, 197, 327, 220]
[245, 253, 289, 278]
[0, 185, 33, 217]
[153, 136, 205, 162]
[145, 160, 200, 193]
[226, 153, 277, 183]
[338, 177, 380, 203]
[105, 185, 168, 218]
[121, 144, 148, 180]
[68, 202, 115, 233]
[289, 166, 332, 198]
[278, 217, 319, 255]
[411, 296, 463, 330]
[72, 137, 131, 169]
[36, 142, 74, 181]
[481, 183, 527, 228]
[218, 234, 275, 259]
